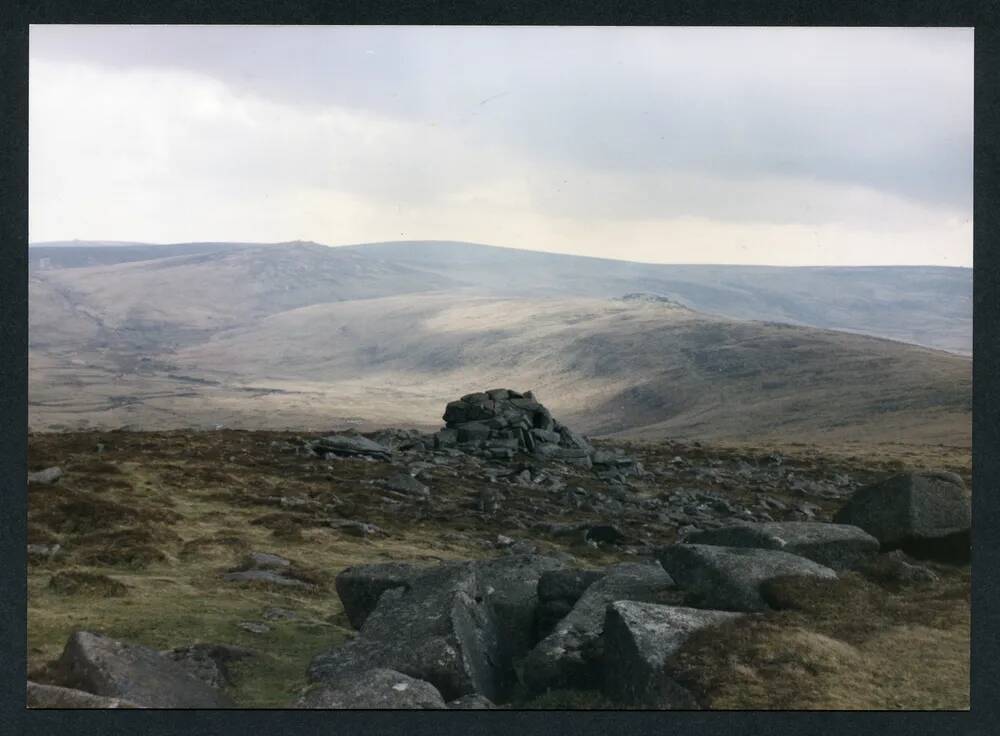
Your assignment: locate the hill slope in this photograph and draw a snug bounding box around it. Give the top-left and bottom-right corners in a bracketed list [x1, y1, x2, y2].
[170, 294, 970, 443]
[30, 239, 972, 353]
[338, 241, 972, 355]
[28, 241, 971, 443]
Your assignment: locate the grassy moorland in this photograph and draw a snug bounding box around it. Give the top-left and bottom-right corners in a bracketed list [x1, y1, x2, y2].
[27, 429, 970, 709]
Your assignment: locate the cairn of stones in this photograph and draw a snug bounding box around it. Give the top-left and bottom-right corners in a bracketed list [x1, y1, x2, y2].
[433, 389, 595, 466]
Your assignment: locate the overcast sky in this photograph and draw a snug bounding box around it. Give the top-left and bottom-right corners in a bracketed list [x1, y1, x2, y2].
[29, 25, 973, 266]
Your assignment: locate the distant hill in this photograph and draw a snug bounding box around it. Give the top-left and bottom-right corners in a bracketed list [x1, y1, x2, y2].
[28, 240, 971, 443]
[338, 241, 972, 355]
[170, 293, 971, 444]
[29, 239, 972, 354]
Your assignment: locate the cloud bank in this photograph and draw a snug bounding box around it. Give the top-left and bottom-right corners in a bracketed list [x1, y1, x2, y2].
[29, 25, 973, 266]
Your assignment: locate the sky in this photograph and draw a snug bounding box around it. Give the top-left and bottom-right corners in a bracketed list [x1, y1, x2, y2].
[29, 25, 973, 266]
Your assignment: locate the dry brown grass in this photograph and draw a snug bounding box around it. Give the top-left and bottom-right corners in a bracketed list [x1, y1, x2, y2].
[669, 569, 970, 710]
[73, 527, 181, 569]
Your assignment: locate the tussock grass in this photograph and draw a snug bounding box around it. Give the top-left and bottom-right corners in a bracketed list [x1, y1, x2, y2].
[669, 569, 970, 709]
[28, 522, 60, 546]
[30, 485, 181, 535]
[48, 570, 129, 597]
[179, 534, 251, 560]
[73, 528, 180, 569]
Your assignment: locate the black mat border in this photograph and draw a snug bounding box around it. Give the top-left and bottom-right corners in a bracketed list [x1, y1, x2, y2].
[2, 2, 997, 735]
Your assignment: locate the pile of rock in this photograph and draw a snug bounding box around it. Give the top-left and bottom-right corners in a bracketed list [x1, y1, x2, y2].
[297, 478, 969, 709]
[435, 389, 590, 463]
[434, 389, 642, 479]
[300, 524, 858, 709]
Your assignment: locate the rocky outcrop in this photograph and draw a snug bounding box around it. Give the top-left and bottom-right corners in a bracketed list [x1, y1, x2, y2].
[521, 562, 676, 694]
[296, 668, 447, 709]
[833, 471, 971, 561]
[684, 522, 880, 571]
[326, 555, 703, 703]
[312, 556, 565, 701]
[53, 631, 235, 708]
[656, 544, 837, 612]
[602, 602, 742, 707]
[436, 389, 590, 462]
[434, 389, 642, 476]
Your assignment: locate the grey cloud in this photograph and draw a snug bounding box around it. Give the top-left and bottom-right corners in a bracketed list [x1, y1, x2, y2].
[30, 26, 972, 213]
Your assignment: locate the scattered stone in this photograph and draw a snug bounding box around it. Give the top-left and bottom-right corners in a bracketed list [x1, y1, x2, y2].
[310, 434, 392, 461]
[240, 551, 292, 571]
[53, 631, 234, 708]
[385, 473, 430, 499]
[543, 521, 592, 538]
[28, 467, 63, 484]
[27, 681, 142, 709]
[327, 519, 385, 538]
[833, 471, 971, 561]
[28, 543, 63, 563]
[521, 562, 676, 694]
[296, 668, 446, 709]
[584, 525, 627, 546]
[684, 522, 880, 571]
[656, 544, 837, 612]
[602, 601, 743, 707]
[237, 622, 271, 634]
[262, 607, 301, 622]
[501, 539, 542, 556]
[223, 570, 310, 588]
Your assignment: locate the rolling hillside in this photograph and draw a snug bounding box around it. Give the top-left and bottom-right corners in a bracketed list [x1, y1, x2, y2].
[31, 240, 972, 354]
[28, 240, 972, 444]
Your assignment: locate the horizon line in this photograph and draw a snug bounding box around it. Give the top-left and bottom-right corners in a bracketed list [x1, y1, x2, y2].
[27, 238, 974, 270]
